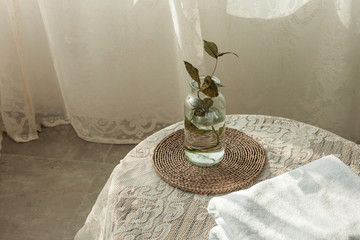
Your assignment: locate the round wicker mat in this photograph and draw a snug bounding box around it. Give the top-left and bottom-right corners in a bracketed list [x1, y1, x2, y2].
[152, 128, 266, 194]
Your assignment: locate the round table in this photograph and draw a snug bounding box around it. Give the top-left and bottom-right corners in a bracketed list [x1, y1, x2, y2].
[75, 115, 360, 240]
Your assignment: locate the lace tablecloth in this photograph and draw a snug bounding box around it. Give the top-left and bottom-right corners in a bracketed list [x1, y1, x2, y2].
[75, 115, 360, 240]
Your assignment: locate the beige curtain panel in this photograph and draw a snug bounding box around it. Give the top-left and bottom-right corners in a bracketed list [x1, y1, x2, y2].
[0, 0, 359, 147]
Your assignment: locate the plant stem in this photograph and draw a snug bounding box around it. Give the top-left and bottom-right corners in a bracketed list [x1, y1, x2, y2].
[212, 125, 220, 146]
[197, 90, 202, 100]
[210, 58, 218, 77]
[185, 125, 220, 152]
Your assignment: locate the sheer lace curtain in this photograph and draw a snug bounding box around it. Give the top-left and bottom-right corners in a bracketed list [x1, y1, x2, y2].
[0, 0, 359, 149]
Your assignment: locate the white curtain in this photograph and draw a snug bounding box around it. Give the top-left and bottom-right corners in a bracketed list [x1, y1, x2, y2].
[1, 0, 359, 146]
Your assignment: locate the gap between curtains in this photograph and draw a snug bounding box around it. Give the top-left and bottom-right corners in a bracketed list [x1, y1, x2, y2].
[0, 0, 359, 147]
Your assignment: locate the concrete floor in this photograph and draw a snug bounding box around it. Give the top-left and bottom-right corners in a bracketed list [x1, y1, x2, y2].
[0, 125, 136, 240]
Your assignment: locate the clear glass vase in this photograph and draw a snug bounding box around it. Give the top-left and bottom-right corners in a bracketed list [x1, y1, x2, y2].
[184, 76, 226, 166]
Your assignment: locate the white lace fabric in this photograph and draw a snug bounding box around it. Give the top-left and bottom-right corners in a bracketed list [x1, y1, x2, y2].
[74, 115, 360, 240]
[1, 0, 360, 146]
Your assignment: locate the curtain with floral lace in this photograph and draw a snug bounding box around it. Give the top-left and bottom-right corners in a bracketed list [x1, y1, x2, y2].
[1, 0, 359, 147]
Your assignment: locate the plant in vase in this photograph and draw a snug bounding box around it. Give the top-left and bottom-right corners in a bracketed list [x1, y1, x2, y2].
[183, 40, 237, 167]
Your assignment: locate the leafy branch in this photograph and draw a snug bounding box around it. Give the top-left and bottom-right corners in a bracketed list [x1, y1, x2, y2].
[184, 40, 238, 116]
[183, 40, 237, 151]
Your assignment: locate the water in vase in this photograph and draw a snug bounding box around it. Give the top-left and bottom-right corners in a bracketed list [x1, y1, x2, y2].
[184, 108, 226, 166]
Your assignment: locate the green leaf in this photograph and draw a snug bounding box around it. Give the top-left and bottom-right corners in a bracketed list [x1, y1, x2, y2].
[200, 76, 219, 97]
[203, 98, 213, 109]
[219, 124, 225, 136]
[193, 107, 205, 117]
[204, 40, 218, 59]
[184, 116, 211, 134]
[183, 61, 200, 87]
[218, 52, 239, 58]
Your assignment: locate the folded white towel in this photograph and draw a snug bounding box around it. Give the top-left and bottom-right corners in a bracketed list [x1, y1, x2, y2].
[207, 155, 360, 240]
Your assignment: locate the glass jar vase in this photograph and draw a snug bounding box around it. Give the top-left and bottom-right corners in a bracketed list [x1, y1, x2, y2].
[184, 76, 226, 166]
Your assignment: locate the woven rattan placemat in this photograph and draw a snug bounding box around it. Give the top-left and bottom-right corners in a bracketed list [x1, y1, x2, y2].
[152, 128, 266, 194]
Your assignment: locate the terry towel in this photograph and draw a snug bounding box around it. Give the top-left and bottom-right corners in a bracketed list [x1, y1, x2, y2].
[207, 155, 360, 240]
